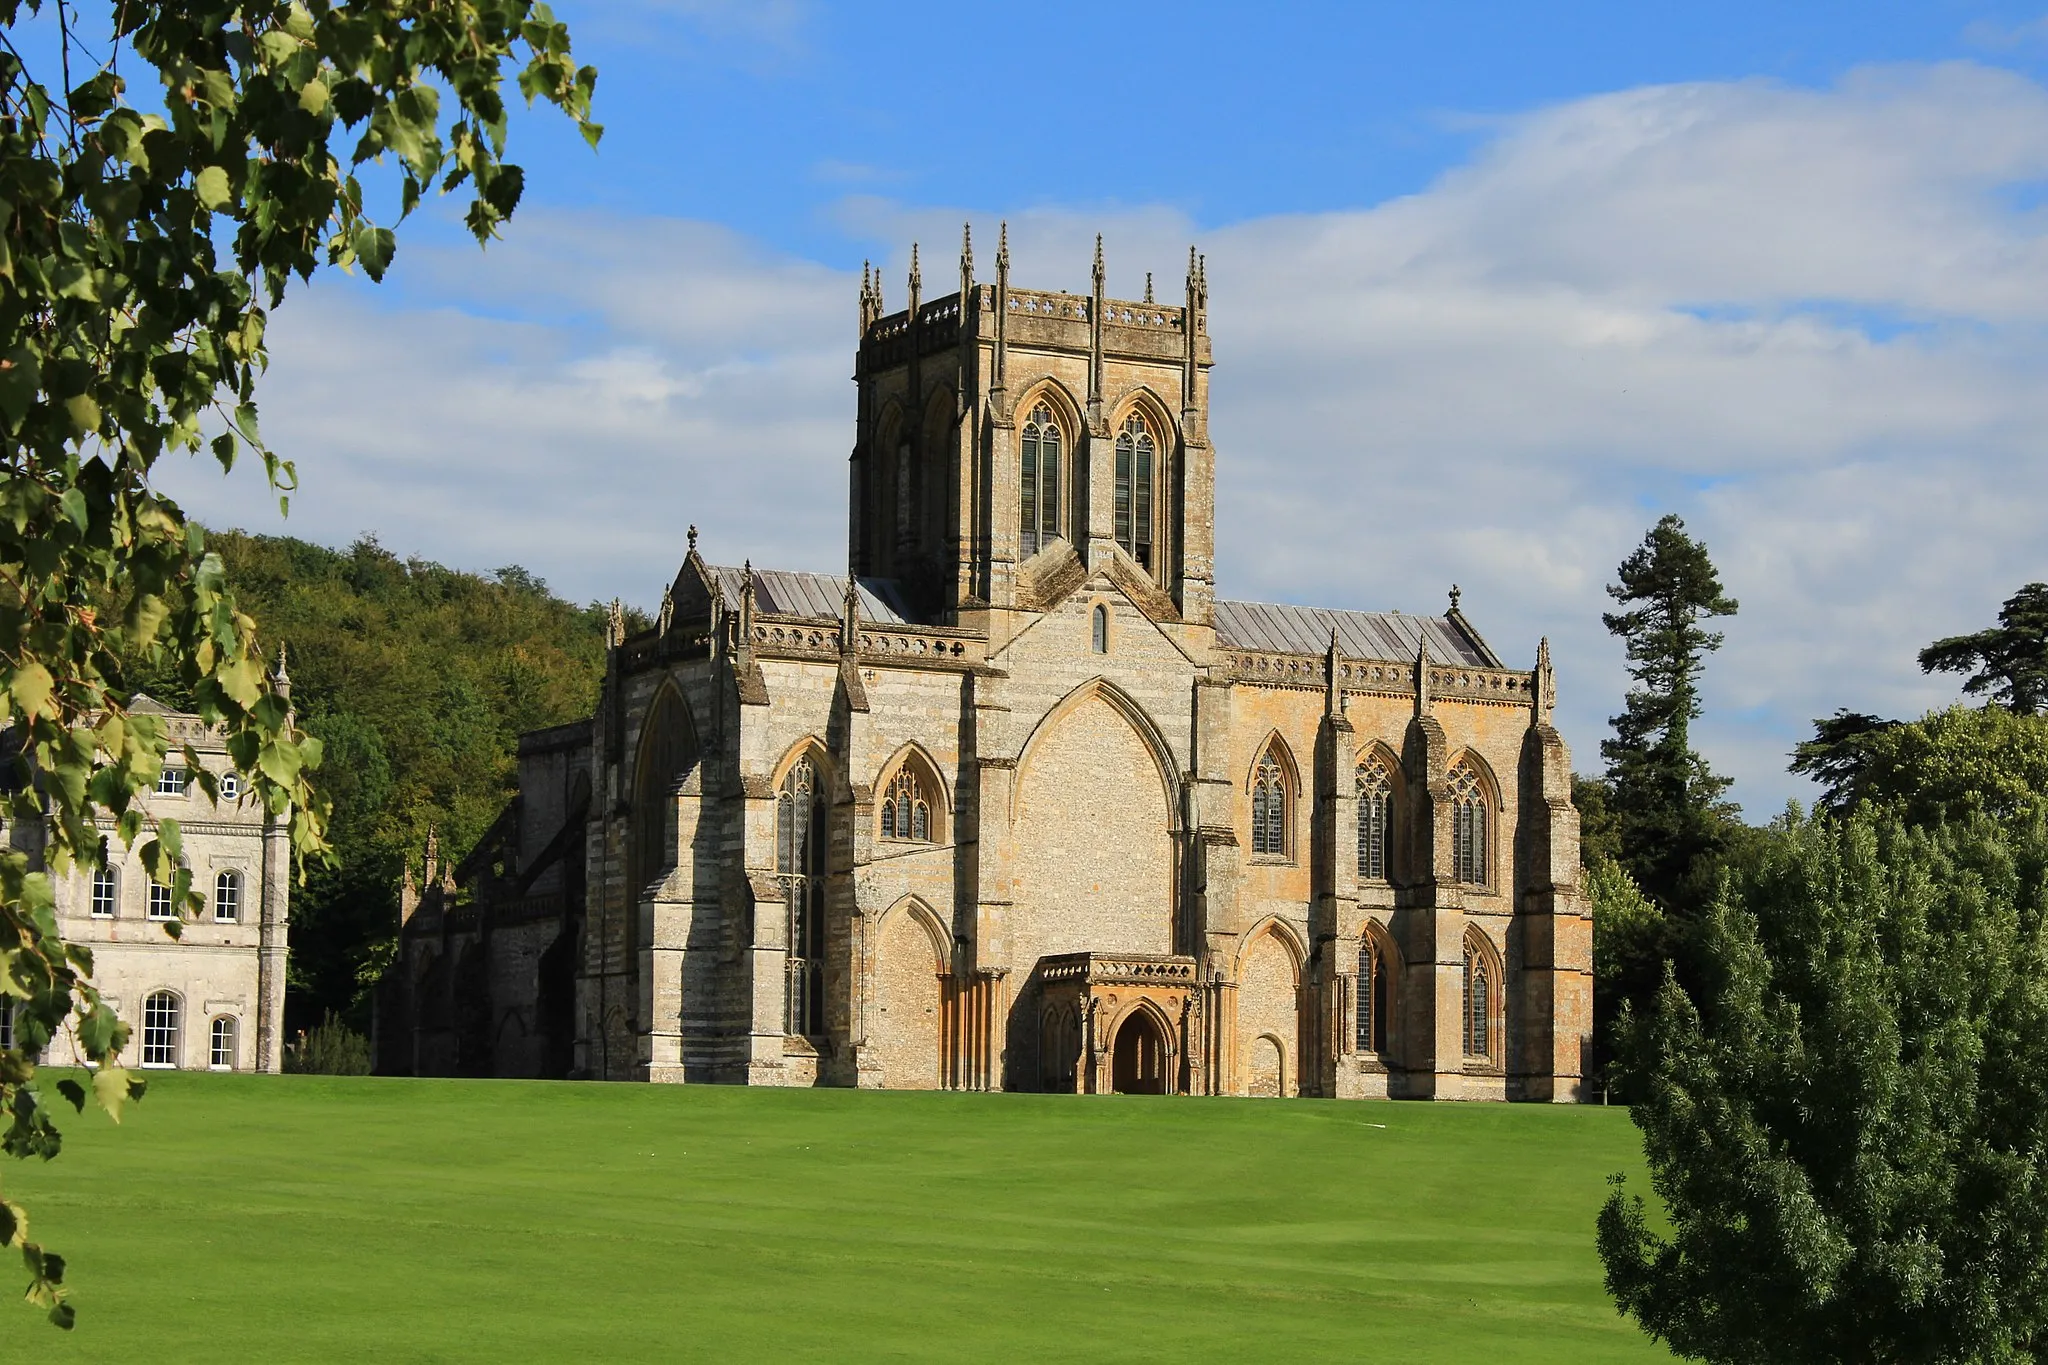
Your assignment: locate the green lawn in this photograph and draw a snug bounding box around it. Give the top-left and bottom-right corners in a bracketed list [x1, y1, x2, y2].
[6, 1074, 1670, 1362]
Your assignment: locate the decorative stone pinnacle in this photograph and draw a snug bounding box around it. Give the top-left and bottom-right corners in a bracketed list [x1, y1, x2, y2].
[909, 242, 920, 291]
[1145, 271, 1154, 304]
[1449, 584, 1462, 613]
[997, 221, 1009, 270]
[687, 524, 698, 554]
[961, 221, 972, 270]
[1093, 233, 1104, 288]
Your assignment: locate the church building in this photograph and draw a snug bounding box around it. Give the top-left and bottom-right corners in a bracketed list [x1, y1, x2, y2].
[383, 231, 1592, 1100]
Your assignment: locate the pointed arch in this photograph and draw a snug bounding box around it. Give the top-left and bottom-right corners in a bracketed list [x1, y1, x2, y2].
[1107, 995, 1177, 1095]
[1011, 677, 1181, 827]
[1355, 741, 1403, 883]
[1233, 914, 1307, 981]
[1446, 749, 1498, 888]
[872, 895, 949, 1089]
[1015, 378, 1082, 559]
[1356, 918, 1401, 1055]
[874, 742, 950, 845]
[774, 739, 833, 1038]
[876, 894, 953, 964]
[1108, 386, 1178, 579]
[1247, 731, 1300, 860]
[630, 680, 701, 895]
[1462, 924, 1504, 1062]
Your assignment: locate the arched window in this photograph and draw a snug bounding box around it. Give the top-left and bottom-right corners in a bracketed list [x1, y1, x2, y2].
[209, 1016, 238, 1070]
[1114, 412, 1156, 571]
[1091, 604, 1108, 654]
[219, 772, 240, 802]
[1463, 934, 1492, 1060]
[776, 755, 827, 1036]
[879, 766, 934, 843]
[1356, 935, 1390, 1054]
[1448, 759, 1489, 886]
[1357, 754, 1395, 882]
[142, 991, 181, 1068]
[1251, 749, 1289, 857]
[214, 869, 241, 923]
[1019, 401, 1062, 556]
[631, 688, 700, 895]
[90, 866, 117, 918]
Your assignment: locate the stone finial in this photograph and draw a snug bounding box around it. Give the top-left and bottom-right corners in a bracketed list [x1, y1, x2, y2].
[1325, 625, 1342, 717]
[1092, 233, 1105, 292]
[657, 584, 674, 636]
[997, 221, 1010, 275]
[687, 523, 698, 556]
[908, 242, 921, 297]
[1145, 271, 1154, 304]
[1533, 637, 1556, 727]
[399, 858, 418, 926]
[1415, 636, 1432, 718]
[960, 221, 972, 278]
[423, 824, 439, 887]
[606, 597, 625, 647]
[1449, 584, 1462, 614]
[840, 574, 861, 654]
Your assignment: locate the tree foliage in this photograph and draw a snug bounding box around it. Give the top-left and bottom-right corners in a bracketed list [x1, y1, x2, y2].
[0, 0, 595, 1325]
[144, 530, 614, 1032]
[1793, 705, 2048, 831]
[1598, 808, 2048, 1363]
[1600, 514, 1741, 911]
[1920, 583, 2048, 716]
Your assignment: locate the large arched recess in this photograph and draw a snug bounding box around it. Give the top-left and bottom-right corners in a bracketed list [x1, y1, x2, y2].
[1006, 679, 1179, 1085]
[870, 896, 949, 1090]
[630, 681, 701, 897]
[1234, 917, 1305, 1098]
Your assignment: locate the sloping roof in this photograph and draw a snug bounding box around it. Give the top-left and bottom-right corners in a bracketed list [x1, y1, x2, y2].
[1213, 599, 1494, 667]
[703, 564, 913, 625]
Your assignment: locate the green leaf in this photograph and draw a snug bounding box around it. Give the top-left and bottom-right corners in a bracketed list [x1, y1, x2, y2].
[63, 394, 100, 436]
[298, 78, 330, 118]
[91, 1066, 140, 1123]
[9, 663, 54, 719]
[57, 488, 86, 531]
[194, 165, 233, 211]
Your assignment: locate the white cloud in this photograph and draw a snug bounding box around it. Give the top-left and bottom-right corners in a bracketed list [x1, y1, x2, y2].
[160, 62, 2048, 814]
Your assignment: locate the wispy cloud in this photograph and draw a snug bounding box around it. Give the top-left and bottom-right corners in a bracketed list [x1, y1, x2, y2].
[160, 62, 2048, 814]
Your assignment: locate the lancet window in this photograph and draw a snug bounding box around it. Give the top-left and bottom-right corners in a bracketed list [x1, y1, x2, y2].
[879, 767, 933, 843]
[1357, 754, 1395, 882]
[1114, 412, 1156, 572]
[1019, 402, 1062, 556]
[1448, 759, 1489, 887]
[1356, 937, 1390, 1054]
[777, 756, 828, 1036]
[1251, 749, 1289, 857]
[1463, 935, 1493, 1060]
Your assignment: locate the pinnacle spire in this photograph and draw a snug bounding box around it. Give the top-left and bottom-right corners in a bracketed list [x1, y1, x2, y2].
[997, 221, 1010, 272]
[961, 221, 972, 271]
[1092, 233, 1104, 291]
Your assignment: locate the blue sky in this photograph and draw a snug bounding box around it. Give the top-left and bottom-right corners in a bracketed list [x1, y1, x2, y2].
[164, 1, 2048, 813]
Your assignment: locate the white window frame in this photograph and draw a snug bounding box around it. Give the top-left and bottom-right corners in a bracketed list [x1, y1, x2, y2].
[208, 1016, 237, 1070]
[147, 881, 177, 921]
[141, 991, 180, 1068]
[219, 772, 240, 801]
[214, 869, 242, 923]
[91, 866, 118, 918]
[155, 767, 188, 796]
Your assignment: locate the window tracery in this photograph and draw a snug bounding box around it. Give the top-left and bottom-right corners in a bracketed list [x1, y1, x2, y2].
[1357, 754, 1395, 882]
[1113, 412, 1156, 571]
[1463, 934, 1493, 1060]
[1251, 749, 1289, 857]
[1448, 759, 1489, 886]
[1019, 401, 1062, 556]
[879, 766, 934, 843]
[1356, 936, 1390, 1054]
[777, 755, 827, 1036]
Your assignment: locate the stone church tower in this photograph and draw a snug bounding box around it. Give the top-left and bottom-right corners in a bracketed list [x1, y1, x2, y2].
[384, 230, 1592, 1100]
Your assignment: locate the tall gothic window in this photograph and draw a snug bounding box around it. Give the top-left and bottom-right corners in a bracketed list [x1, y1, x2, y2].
[1463, 935, 1492, 1060]
[879, 766, 934, 843]
[1019, 402, 1062, 557]
[1357, 754, 1395, 882]
[1448, 759, 1489, 886]
[1251, 749, 1289, 857]
[777, 756, 827, 1037]
[209, 1016, 238, 1070]
[1092, 604, 1108, 654]
[1114, 412, 1156, 572]
[1356, 936, 1390, 1054]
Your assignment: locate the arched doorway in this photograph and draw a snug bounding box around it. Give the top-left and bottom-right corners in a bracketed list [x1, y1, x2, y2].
[1111, 1009, 1170, 1095]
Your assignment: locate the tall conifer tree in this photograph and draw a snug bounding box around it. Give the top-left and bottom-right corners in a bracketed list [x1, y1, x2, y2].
[1600, 515, 1739, 910]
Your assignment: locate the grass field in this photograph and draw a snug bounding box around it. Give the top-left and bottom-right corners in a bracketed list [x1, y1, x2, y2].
[5, 1074, 1670, 1362]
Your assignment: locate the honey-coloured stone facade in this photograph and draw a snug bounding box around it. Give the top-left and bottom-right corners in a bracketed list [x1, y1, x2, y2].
[382, 232, 1593, 1100]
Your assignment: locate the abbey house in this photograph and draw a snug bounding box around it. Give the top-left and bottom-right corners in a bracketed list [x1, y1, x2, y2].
[382, 229, 1593, 1100]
